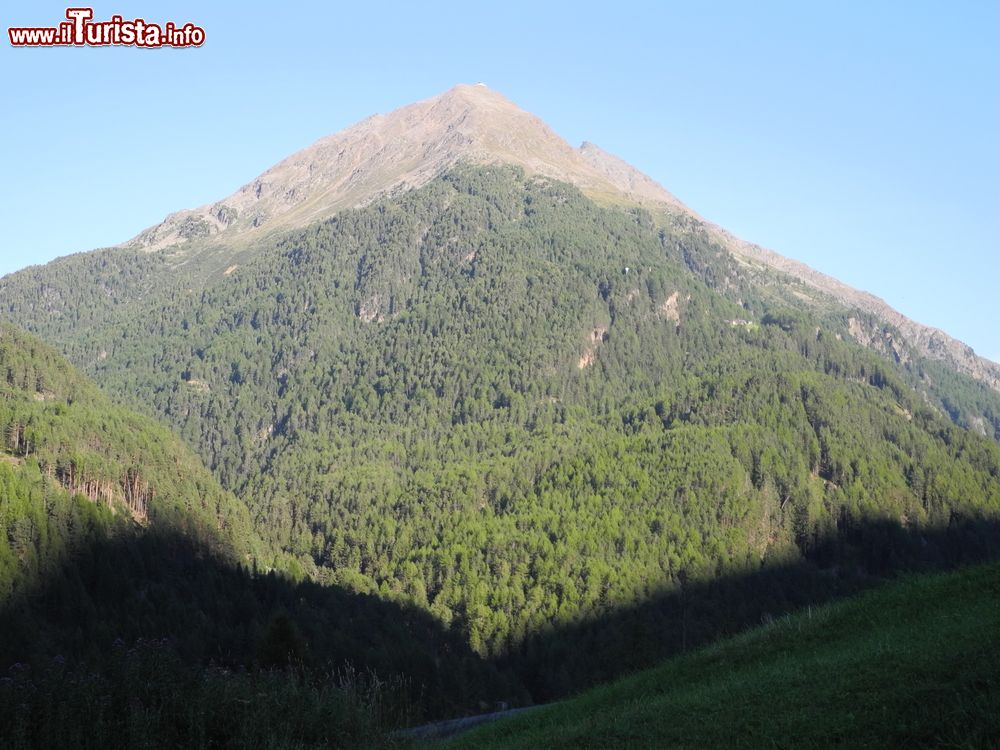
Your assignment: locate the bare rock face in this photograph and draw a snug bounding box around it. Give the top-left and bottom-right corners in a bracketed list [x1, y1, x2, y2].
[578, 326, 609, 370]
[125, 84, 999, 389]
[658, 291, 681, 326]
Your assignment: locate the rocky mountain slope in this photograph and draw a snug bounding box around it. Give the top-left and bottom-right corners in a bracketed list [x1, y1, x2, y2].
[129, 84, 686, 253]
[720, 232, 1000, 391]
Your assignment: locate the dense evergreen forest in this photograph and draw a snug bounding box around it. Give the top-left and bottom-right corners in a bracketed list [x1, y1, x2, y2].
[0, 323, 258, 595]
[2, 168, 1000, 734]
[0, 325, 524, 740]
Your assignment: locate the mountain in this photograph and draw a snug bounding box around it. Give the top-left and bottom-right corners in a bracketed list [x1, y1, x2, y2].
[3, 87, 998, 441]
[120, 84, 999, 395]
[2, 86, 1000, 705]
[127, 85, 687, 254]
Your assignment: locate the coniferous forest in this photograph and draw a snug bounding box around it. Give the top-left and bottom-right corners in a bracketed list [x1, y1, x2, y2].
[1, 167, 999, 746]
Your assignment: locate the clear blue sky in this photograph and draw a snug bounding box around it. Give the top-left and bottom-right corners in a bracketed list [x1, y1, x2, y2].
[2, 1, 997, 360]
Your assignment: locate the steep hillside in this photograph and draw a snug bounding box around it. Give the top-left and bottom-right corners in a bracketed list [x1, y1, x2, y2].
[111, 83, 1000, 393]
[0, 322, 260, 596]
[441, 561, 1000, 749]
[0, 84, 1000, 400]
[718, 230, 1000, 392]
[2, 88, 997, 432]
[4, 169, 998, 701]
[0, 323, 528, 724]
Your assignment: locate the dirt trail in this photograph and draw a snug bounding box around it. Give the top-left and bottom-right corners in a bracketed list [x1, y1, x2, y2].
[397, 703, 550, 741]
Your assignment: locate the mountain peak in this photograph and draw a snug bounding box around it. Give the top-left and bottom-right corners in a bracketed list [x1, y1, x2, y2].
[127, 85, 683, 253]
[440, 81, 504, 99]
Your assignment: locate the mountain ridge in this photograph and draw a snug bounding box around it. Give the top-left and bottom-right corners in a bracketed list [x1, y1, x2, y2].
[120, 83, 998, 388]
[127, 84, 687, 253]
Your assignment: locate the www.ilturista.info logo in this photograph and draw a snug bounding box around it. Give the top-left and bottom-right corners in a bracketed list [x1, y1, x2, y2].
[8, 7, 205, 48]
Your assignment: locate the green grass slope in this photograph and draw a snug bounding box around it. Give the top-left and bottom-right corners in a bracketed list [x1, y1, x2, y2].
[441, 562, 1000, 749]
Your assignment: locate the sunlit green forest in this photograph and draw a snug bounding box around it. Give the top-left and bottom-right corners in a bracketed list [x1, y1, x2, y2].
[1, 168, 999, 745]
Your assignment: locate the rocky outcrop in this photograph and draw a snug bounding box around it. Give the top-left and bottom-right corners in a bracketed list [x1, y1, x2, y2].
[717, 231, 1000, 390]
[578, 326, 609, 369]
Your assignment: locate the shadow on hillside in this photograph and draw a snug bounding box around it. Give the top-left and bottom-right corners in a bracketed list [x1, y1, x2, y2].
[0, 529, 524, 721]
[3, 514, 1000, 721]
[497, 513, 1000, 703]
